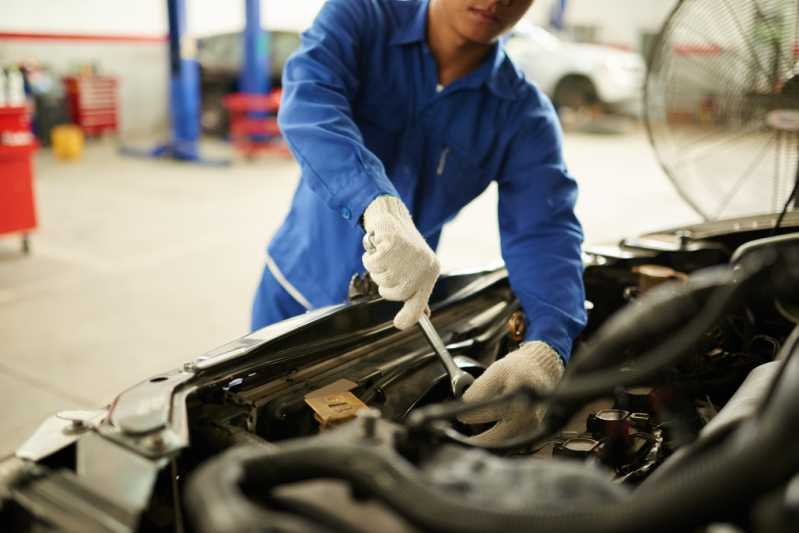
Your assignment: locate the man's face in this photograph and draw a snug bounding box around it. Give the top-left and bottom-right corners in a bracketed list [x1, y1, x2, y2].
[436, 0, 535, 45]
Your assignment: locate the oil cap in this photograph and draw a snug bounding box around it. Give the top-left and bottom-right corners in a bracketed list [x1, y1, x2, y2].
[553, 437, 599, 461]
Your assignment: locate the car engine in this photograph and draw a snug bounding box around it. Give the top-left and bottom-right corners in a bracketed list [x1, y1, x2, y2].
[1, 219, 798, 533]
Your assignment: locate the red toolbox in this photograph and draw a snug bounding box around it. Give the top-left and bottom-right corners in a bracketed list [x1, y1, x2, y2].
[0, 106, 37, 254]
[64, 75, 119, 137]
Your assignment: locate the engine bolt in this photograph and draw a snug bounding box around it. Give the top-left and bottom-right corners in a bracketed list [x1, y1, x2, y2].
[144, 434, 166, 452]
[507, 311, 526, 342]
[358, 408, 381, 440]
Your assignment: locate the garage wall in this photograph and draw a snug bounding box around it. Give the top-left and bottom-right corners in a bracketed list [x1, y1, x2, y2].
[0, 1, 166, 137]
[1, 0, 165, 35]
[0, 39, 169, 137]
[565, 0, 678, 50]
[0, 0, 325, 35]
[525, 0, 679, 52]
[0, 0, 326, 138]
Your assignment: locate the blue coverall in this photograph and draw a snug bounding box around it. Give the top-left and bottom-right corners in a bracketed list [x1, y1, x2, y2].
[252, 0, 586, 359]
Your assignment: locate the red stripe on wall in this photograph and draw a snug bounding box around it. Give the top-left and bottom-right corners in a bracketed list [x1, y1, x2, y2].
[0, 32, 166, 43]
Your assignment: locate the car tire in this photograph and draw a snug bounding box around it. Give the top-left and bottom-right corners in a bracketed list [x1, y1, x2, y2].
[201, 92, 229, 138]
[553, 75, 607, 130]
[553, 75, 600, 112]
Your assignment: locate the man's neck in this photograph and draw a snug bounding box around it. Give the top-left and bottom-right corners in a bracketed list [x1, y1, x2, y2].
[427, 1, 493, 87]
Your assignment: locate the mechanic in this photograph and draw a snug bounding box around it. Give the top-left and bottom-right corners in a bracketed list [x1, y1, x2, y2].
[252, 0, 586, 444]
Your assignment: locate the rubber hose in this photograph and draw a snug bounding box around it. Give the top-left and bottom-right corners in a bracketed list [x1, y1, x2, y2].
[211, 420, 797, 533]
[186, 337, 799, 533]
[568, 269, 725, 376]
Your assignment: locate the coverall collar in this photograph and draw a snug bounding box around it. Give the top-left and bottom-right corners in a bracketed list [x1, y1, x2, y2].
[390, 0, 521, 100]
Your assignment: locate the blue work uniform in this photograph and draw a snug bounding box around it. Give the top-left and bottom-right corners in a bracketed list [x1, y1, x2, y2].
[252, 0, 586, 359]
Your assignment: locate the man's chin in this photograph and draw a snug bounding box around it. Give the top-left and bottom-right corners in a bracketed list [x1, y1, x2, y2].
[458, 26, 501, 46]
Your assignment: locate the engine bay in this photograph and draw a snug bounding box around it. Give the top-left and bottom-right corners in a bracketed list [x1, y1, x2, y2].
[2, 217, 798, 533]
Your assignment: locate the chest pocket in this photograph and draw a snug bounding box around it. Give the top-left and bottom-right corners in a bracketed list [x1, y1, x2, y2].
[432, 143, 490, 218]
[354, 83, 408, 134]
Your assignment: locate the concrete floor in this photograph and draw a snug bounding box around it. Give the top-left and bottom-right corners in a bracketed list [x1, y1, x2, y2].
[0, 126, 700, 455]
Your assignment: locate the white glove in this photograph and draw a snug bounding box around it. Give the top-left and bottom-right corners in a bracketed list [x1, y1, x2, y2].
[458, 341, 564, 445]
[362, 195, 440, 330]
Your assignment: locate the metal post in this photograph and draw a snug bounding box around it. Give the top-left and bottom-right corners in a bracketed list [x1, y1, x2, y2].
[121, 0, 228, 165]
[241, 0, 270, 95]
[164, 0, 200, 160]
[550, 0, 568, 31]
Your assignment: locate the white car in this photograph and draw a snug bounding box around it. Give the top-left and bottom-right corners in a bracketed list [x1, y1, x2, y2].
[505, 24, 646, 116]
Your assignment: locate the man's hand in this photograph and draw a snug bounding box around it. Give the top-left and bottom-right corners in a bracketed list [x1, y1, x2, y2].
[362, 195, 440, 330]
[458, 341, 564, 445]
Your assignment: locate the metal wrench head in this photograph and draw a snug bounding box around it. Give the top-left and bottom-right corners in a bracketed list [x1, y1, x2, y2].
[451, 371, 475, 398]
[417, 316, 474, 398]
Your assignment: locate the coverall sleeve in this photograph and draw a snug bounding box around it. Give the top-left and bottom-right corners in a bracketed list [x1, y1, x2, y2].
[497, 104, 587, 361]
[278, 0, 398, 226]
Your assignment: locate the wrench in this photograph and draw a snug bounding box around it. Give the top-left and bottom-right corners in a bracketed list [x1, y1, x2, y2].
[364, 232, 474, 397]
[417, 314, 474, 398]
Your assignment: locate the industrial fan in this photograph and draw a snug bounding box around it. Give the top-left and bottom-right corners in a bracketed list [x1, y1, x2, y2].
[646, 0, 799, 223]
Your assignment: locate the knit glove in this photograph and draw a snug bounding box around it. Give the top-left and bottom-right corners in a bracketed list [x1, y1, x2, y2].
[458, 341, 564, 445]
[362, 195, 440, 330]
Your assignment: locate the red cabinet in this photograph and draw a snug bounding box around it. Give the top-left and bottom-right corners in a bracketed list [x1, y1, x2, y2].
[63, 75, 119, 137]
[0, 106, 37, 253]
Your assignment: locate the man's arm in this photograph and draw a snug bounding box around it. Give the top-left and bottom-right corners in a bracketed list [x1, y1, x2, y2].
[457, 99, 586, 445]
[281, 0, 439, 329]
[496, 101, 587, 360]
[278, 0, 398, 225]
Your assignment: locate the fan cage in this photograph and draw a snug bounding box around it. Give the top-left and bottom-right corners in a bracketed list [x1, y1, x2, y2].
[645, 0, 799, 221]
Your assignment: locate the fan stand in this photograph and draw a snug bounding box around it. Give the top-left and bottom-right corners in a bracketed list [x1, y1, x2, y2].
[774, 75, 799, 216]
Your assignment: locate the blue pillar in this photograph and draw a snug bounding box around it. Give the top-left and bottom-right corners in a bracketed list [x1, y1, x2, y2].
[165, 0, 201, 160]
[550, 0, 567, 31]
[121, 0, 228, 164]
[240, 0, 270, 95]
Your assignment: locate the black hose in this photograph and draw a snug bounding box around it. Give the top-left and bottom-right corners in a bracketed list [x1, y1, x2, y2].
[754, 324, 799, 407]
[184, 249, 799, 531]
[187, 334, 799, 533]
[439, 422, 553, 453]
[551, 273, 742, 403]
[406, 385, 548, 428]
[641, 325, 798, 487]
[566, 270, 722, 376]
[405, 263, 750, 452]
[184, 446, 335, 533]
[772, 156, 799, 234]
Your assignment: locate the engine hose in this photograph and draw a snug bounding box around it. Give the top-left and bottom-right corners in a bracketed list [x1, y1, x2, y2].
[409, 250, 784, 455]
[567, 243, 790, 379]
[552, 269, 745, 405]
[187, 418, 799, 533]
[643, 325, 799, 487]
[184, 446, 335, 533]
[407, 270, 743, 454]
[185, 335, 799, 533]
[567, 269, 723, 376]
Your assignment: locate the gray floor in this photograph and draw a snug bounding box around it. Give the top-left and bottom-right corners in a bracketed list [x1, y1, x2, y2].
[0, 126, 700, 455]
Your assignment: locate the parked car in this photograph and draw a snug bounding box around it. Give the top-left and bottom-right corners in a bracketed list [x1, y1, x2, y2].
[196, 30, 300, 135]
[505, 23, 645, 117]
[197, 25, 644, 135]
